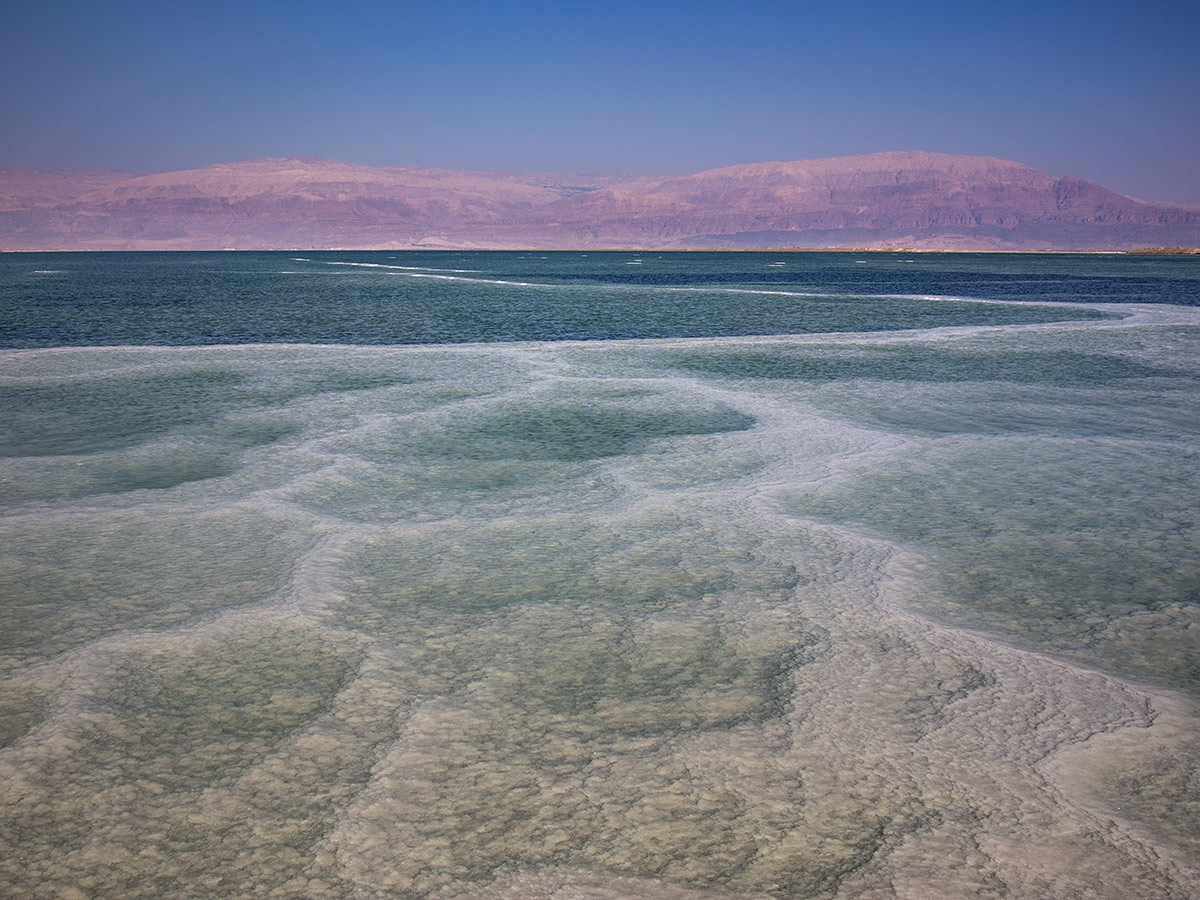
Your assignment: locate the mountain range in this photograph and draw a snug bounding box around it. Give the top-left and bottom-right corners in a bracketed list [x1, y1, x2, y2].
[2, 151, 1198, 251]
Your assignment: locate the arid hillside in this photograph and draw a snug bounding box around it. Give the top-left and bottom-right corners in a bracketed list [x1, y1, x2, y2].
[3, 152, 1197, 250]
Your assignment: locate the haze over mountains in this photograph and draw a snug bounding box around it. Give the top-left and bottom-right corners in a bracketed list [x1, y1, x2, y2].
[2, 151, 1197, 251]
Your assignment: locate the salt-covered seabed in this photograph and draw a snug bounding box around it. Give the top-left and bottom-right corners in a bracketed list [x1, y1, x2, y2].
[1, 304, 1198, 899]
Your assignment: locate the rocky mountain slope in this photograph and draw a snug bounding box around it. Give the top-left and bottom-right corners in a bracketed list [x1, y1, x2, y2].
[2, 152, 1197, 250]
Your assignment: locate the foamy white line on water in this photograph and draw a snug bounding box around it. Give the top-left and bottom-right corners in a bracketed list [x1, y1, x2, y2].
[315, 266, 1032, 303]
[308, 259, 557, 288]
[318, 262, 1173, 313]
[324, 261, 481, 274]
[313, 260, 934, 299]
[268, 258, 1200, 314]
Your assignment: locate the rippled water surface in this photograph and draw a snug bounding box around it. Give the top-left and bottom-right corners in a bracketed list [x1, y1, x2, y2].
[1, 252, 1198, 899]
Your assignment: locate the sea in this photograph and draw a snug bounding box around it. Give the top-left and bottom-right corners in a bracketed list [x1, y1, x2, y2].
[1, 250, 1197, 899]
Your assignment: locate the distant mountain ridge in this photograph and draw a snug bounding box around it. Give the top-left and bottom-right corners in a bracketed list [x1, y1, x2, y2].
[2, 152, 1198, 251]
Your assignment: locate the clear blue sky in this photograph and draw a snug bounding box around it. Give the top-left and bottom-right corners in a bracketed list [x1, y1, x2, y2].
[2, 0, 1197, 202]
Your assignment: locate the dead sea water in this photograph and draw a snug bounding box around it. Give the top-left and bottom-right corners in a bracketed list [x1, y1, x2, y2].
[1, 251, 1198, 899]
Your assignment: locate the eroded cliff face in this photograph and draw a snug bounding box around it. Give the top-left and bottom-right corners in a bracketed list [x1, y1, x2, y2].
[2, 152, 1197, 250]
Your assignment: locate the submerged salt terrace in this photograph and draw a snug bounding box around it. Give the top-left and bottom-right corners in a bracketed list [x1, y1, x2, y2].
[0, 252, 1198, 898]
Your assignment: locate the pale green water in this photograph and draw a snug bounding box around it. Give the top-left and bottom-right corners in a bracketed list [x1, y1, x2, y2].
[0, 252, 1198, 898]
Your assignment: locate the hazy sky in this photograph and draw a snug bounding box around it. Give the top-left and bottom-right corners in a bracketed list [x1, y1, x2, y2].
[2, 0, 1197, 202]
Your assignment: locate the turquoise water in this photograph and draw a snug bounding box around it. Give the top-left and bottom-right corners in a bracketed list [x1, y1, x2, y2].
[0, 250, 1143, 346]
[0, 252, 1198, 898]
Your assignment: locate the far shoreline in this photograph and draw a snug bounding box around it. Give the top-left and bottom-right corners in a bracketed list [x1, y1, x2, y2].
[4, 246, 1197, 255]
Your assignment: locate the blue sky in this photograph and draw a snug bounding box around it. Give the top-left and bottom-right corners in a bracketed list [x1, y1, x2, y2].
[2, 0, 1198, 202]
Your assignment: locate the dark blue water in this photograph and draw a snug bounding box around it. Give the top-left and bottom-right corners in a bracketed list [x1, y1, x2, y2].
[8, 250, 1187, 347]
